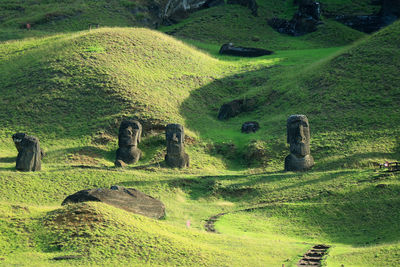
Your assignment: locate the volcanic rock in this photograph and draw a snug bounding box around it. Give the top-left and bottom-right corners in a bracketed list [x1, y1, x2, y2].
[62, 186, 166, 219]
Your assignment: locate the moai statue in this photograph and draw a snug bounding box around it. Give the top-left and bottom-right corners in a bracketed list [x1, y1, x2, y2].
[165, 124, 189, 168]
[12, 133, 43, 171]
[115, 120, 142, 166]
[284, 115, 314, 171]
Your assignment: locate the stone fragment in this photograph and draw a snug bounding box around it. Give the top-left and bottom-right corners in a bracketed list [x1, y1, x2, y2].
[62, 186, 166, 219]
[241, 121, 260, 133]
[284, 115, 314, 171]
[12, 133, 43, 172]
[165, 124, 189, 168]
[219, 43, 273, 57]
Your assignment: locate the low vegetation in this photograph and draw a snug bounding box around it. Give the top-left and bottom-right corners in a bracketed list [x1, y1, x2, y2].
[0, 0, 399, 266]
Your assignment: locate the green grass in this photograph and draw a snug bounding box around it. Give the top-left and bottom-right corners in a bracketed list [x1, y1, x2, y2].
[0, 0, 400, 266]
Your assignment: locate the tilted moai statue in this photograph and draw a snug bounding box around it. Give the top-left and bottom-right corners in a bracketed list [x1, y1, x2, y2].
[165, 124, 189, 168]
[12, 133, 43, 171]
[115, 120, 142, 166]
[284, 115, 314, 171]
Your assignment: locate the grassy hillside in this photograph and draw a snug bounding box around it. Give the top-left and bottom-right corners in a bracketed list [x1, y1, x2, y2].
[0, 0, 399, 266]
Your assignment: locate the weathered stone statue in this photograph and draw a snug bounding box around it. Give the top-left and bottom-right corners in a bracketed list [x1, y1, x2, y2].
[115, 120, 142, 166]
[284, 115, 314, 171]
[12, 133, 43, 171]
[165, 124, 189, 168]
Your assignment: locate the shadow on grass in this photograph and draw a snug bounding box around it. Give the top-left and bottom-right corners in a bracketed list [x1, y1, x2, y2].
[0, 156, 16, 163]
[314, 151, 400, 171]
[119, 169, 358, 203]
[241, 185, 400, 246]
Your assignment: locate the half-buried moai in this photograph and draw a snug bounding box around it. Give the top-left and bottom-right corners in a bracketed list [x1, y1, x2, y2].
[12, 133, 43, 171]
[284, 114, 314, 171]
[115, 120, 142, 166]
[165, 124, 189, 168]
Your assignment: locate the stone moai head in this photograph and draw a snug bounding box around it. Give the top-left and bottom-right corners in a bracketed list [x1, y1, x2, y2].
[12, 133, 42, 171]
[118, 120, 142, 148]
[166, 124, 185, 155]
[165, 124, 189, 168]
[287, 114, 311, 156]
[12, 132, 26, 152]
[285, 115, 314, 171]
[115, 120, 142, 166]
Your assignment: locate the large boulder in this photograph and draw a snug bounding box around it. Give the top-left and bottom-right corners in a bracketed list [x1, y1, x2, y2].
[62, 186, 166, 219]
[227, 0, 258, 16]
[161, 0, 224, 24]
[12, 133, 44, 172]
[219, 43, 273, 57]
[335, 15, 383, 33]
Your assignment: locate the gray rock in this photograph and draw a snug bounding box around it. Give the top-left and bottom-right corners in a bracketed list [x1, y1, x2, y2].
[62, 186, 166, 219]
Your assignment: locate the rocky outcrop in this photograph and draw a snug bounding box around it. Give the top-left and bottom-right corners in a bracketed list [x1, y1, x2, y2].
[269, 0, 322, 36]
[335, 15, 383, 33]
[219, 43, 273, 57]
[333, 0, 399, 33]
[62, 186, 166, 219]
[161, 0, 224, 24]
[227, 0, 258, 16]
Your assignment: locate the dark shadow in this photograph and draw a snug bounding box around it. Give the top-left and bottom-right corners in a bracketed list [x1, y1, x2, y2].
[0, 156, 16, 163]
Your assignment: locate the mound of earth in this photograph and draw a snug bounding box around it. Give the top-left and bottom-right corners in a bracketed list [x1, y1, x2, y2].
[62, 186, 165, 219]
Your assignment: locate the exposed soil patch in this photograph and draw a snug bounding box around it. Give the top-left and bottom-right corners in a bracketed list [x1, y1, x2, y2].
[204, 212, 226, 233]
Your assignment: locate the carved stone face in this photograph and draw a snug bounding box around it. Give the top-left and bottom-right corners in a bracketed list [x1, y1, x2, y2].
[287, 115, 310, 156]
[118, 120, 142, 147]
[12, 133, 26, 152]
[166, 124, 184, 155]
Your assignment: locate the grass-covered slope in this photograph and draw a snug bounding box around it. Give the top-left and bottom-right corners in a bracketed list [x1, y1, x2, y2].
[0, 0, 159, 41]
[181, 20, 400, 170]
[0, 27, 225, 139]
